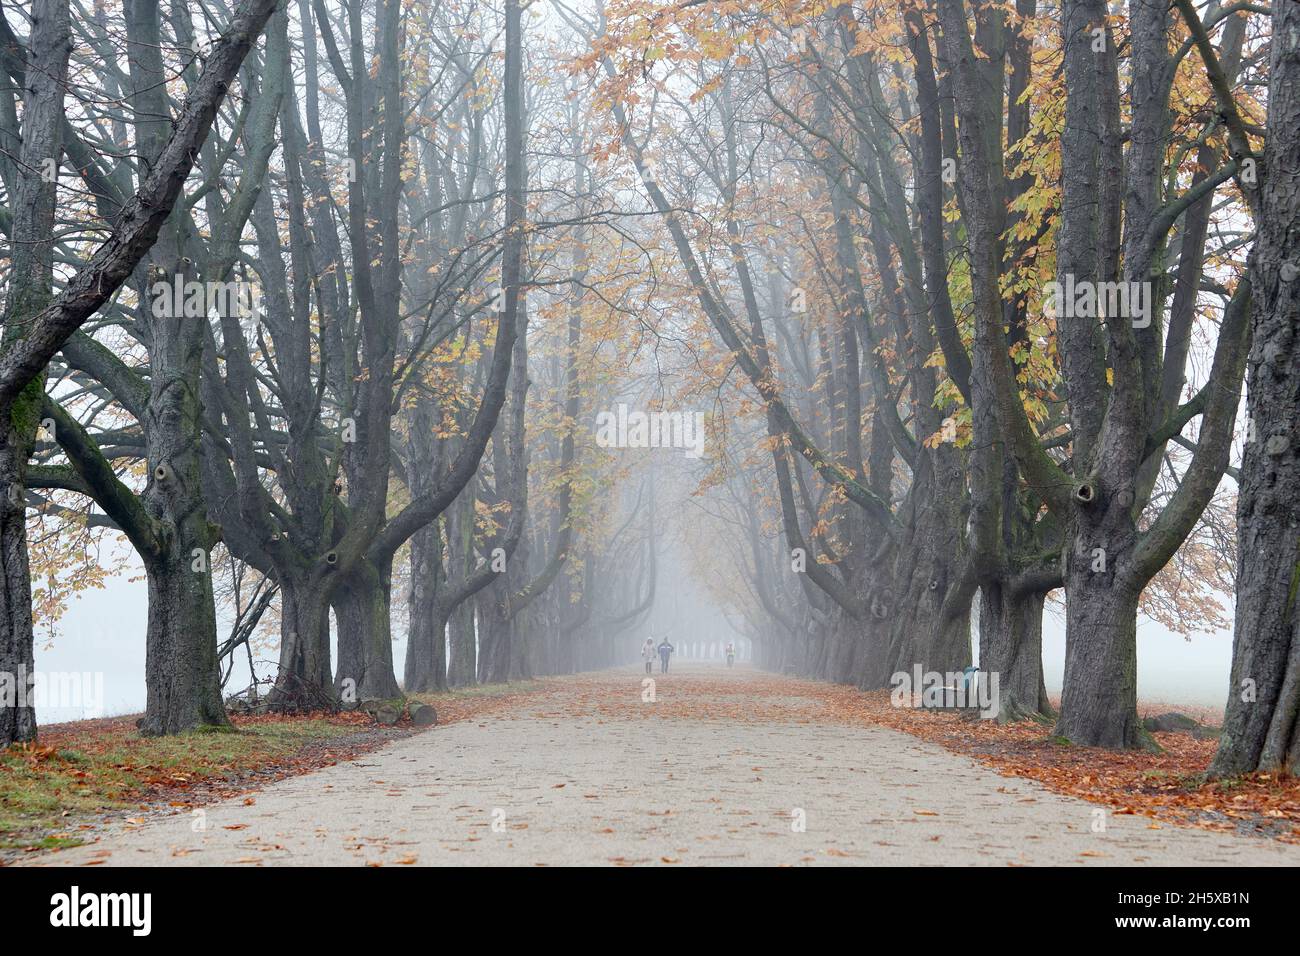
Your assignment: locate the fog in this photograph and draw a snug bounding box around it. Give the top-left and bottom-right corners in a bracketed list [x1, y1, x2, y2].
[32, 529, 1234, 725]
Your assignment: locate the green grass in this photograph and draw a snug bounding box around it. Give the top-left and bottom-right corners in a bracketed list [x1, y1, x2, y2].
[0, 719, 358, 852]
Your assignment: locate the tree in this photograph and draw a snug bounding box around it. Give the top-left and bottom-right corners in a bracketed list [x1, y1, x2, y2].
[0, 0, 279, 745]
[1210, 0, 1300, 777]
[0, 0, 71, 748]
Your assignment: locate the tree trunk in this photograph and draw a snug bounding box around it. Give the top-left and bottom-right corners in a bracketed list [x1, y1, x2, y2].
[824, 615, 858, 683]
[1209, 0, 1300, 778]
[0, 0, 71, 748]
[852, 615, 896, 690]
[334, 561, 401, 701]
[886, 549, 971, 686]
[1055, 548, 1146, 748]
[271, 574, 332, 709]
[979, 582, 1051, 722]
[807, 625, 830, 679]
[447, 599, 476, 687]
[403, 520, 448, 692]
[511, 604, 537, 681]
[140, 256, 228, 734]
[477, 586, 512, 684]
[0, 429, 37, 746]
[139, 539, 227, 734]
[878, 447, 971, 690]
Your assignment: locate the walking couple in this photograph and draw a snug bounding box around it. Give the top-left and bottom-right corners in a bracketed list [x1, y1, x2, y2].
[643, 637, 674, 674]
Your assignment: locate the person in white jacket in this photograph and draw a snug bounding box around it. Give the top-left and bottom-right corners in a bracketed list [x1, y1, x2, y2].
[642, 637, 656, 675]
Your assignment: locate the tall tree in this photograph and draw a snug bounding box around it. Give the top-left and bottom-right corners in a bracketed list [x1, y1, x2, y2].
[0, 0, 71, 747]
[1211, 0, 1300, 776]
[0, 0, 279, 745]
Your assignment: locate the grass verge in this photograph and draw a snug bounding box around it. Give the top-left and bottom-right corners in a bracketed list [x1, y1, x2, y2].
[2, 679, 550, 858]
[1, 715, 377, 855]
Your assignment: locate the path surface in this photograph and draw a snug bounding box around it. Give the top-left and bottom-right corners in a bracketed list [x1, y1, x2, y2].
[29, 666, 1300, 866]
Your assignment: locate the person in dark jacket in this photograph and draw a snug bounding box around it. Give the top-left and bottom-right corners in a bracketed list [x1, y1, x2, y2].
[657, 639, 674, 674]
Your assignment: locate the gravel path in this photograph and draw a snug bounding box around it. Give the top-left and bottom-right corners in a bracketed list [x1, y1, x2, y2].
[28, 666, 1300, 866]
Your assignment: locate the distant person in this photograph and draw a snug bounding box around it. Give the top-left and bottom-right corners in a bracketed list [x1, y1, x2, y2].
[725, 641, 735, 668]
[642, 637, 656, 674]
[657, 638, 674, 674]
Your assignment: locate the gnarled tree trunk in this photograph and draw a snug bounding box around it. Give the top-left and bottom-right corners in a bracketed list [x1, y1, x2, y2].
[0, 0, 70, 748]
[1210, 0, 1300, 778]
[139, 535, 226, 734]
[334, 560, 401, 701]
[139, 249, 228, 734]
[979, 583, 1051, 722]
[1055, 540, 1145, 748]
[272, 574, 332, 708]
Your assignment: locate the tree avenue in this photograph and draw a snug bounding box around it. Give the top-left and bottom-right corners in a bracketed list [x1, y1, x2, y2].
[0, 0, 1293, 795]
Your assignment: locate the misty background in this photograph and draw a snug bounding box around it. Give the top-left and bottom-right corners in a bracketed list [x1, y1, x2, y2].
[33, 533, 1233, 724]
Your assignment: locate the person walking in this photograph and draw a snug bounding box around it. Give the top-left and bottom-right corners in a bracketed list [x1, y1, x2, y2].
[642, 637, 656, 675]
[725, 641, 735, 668]
[657, 638, 674, 674]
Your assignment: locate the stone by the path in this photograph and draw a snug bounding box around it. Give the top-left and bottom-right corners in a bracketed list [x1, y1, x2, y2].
[409, 703, 438, 726]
